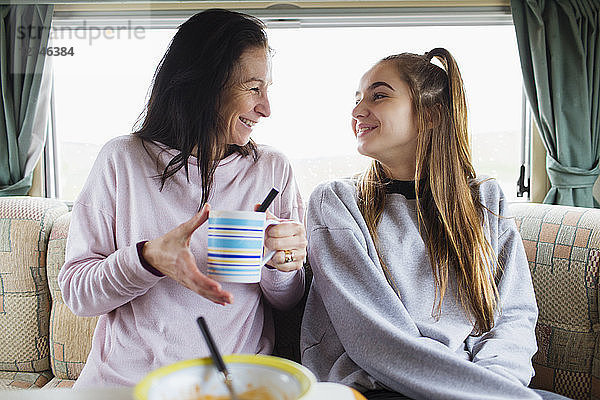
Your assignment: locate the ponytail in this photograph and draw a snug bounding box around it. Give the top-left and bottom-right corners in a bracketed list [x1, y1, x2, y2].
[425, 48, 471, 171]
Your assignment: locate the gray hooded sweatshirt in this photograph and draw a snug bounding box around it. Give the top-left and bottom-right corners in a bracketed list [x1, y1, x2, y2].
[301, 178, 540, 400]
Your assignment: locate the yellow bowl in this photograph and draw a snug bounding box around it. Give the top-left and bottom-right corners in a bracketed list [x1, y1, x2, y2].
[134, 354, 317, 400]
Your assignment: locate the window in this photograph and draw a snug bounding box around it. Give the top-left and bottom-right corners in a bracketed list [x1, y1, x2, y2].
[51, 10, 526, 203]
[51, 28, 173, 200]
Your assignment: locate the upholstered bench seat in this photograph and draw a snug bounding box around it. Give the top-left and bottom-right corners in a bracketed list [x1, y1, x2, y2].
[1, 197, 599, 400]
[511, 203, 600, 400]
[0, 371, 53, 390]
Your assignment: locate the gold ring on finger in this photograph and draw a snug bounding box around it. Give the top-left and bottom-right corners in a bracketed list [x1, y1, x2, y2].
[284, 249, 294, 263]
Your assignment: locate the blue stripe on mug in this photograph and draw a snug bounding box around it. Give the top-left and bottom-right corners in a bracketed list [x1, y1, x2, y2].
[209, 233, 263, 238]
[208, 235, 263, 240]
[207, 258, 259, 264]
[208, 217, 264, 228]
[207, 263, 260, 268]
[208, 238, 262, 249]
[207, 253, 261, 259]
[208, 227, 263, 232]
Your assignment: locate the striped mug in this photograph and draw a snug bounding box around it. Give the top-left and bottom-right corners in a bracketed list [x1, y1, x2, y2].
[206, 209, 277, 283]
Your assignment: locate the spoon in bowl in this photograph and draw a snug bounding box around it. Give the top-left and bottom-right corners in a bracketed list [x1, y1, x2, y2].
[197, 317, 239, 400]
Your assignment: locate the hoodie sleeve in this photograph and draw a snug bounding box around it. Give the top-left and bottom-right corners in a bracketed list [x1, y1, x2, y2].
[259, 150, 305, 310]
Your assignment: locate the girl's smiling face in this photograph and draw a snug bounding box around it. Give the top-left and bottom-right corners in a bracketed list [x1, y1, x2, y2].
[352, 61, 418, 177]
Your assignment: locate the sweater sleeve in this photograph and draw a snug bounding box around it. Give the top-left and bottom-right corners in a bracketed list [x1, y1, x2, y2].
[259, 151, 305, 310]
[465, 211, 538, 385]
[58, 145, 164, 317]
[305, 182, 540, 400]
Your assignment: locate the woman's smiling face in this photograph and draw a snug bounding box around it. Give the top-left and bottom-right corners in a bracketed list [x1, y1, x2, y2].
[223, 46, 272, 146]
[352, 61, 418, 169]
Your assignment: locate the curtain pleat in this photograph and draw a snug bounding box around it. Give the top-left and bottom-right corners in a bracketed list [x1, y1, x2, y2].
[511, 0, 600, 207]
[0, 5, 53, 196]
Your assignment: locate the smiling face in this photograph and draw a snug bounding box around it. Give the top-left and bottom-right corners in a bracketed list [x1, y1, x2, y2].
[352, 61, 418, 179]
[223, 46, 272, 146]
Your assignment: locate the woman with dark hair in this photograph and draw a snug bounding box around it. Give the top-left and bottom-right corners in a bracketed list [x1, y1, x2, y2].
[301, 49, 567, 399]
[59, 9, 306, 387]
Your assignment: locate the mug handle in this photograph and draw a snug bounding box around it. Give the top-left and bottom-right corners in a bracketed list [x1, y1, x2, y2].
[261, 249, 277, 267]
[261, 219, 280, 267]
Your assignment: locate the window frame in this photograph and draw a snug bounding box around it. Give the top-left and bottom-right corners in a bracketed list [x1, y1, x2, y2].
[46, 4, 530, 201]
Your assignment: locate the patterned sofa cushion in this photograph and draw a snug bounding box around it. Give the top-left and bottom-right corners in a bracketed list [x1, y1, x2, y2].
[0, 370, 53, 390]
[0, 197, 68, 374]
[509, 203, 600, 400]
[41, 376, 75, 389]
[46, 212, 99, 380]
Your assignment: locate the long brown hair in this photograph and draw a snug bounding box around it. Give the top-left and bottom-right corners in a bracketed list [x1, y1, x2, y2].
[356, 48, 499, 334]
[133, 9, 266, 206]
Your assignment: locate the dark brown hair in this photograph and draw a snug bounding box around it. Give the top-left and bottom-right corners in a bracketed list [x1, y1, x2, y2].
[133, 9, 268, 206]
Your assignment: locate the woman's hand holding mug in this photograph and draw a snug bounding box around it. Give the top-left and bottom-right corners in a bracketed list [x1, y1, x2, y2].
[141, 203, 306, 305]
[255, 204, 307, 272]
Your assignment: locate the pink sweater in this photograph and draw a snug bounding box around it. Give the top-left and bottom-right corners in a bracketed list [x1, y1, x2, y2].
[59, 135, 305, 387]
